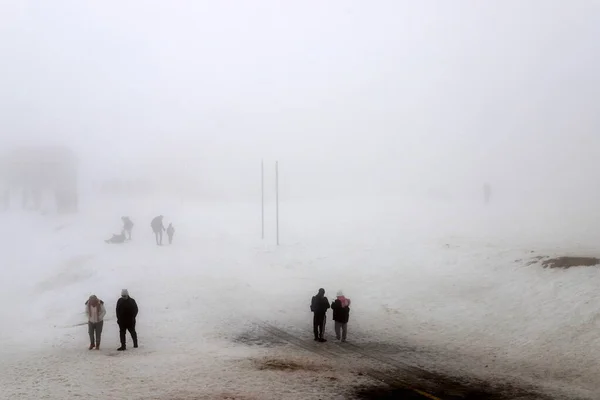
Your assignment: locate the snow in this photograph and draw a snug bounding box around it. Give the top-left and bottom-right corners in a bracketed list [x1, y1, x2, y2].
[1, 194, 600, 399]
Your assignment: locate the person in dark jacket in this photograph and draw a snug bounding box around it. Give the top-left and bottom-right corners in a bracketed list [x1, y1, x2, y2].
[483, 183, 491, 205]
[331, 290, 351, 342]
[116, 289, 138, 351]
[166, 223, 175, 244]
[310, 288, 330, 342]
[122, 216, 134, 240]
[151, 215, 165, 245]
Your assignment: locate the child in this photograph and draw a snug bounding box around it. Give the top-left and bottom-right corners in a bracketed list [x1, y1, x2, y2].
[167, 223, 175, 244]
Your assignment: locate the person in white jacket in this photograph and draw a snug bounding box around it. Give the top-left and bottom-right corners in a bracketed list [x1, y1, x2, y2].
[85, 295, 106, 350]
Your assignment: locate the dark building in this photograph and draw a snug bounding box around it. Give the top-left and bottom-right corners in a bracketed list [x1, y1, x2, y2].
[0, 146, 78, 214]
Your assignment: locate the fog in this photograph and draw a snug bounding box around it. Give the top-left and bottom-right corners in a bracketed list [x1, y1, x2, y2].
[5, 4, 600, 398]
[1, 1, 600, 206]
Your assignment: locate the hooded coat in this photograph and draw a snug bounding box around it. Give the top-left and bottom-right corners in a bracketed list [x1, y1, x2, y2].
[85, 296, 106, 323]
[116, 290, 138, 326]
[310, 289, 330, 315]
[151, 216, 165, 233]
[331, 292, 351, 324]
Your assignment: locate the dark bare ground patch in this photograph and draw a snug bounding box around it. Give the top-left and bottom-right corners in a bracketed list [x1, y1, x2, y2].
[541, 256, 599, 269]
[354, 367, 555, 400]
[254, 357, 325, 372]
[155, 393, 258, 400]
[354, 385, 440, 399]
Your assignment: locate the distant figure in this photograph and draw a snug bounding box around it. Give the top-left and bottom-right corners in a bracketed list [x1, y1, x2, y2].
[116, 289, 138, 351]
[310, 288, 330, 342]
[150, 215, 165, 245]
[105, 230, 127, 244]
[122, 216, 134, 240]
[85, 295, 106, 350]
[483, 183, 491, 205]
[331, 290, 351, 342]
[166, 223, 175, 244]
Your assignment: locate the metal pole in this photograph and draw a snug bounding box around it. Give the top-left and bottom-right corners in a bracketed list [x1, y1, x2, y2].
[261, 159, 264, 239]
[275, 161, 279, 246]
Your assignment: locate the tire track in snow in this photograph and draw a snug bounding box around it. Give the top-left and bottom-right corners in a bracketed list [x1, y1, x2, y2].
[254, 321, 555, 400]
[254, 320, 442, 400]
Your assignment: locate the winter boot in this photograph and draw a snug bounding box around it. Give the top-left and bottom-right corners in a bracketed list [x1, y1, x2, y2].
[117, 345, 126, 351]
[89, 344, 95, 350]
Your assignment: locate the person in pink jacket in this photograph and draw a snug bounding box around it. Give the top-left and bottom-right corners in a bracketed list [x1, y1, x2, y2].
[331, 290, 351, 342]
[85, 295, 106, 350]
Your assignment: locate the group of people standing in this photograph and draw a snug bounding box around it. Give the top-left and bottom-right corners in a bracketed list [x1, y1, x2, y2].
[150, 215, 175, 245]
[310, 288, 351, 343]
[85, 289, 139, 351]
[86, 287, 349, 352]
[105, 215, 175, 245]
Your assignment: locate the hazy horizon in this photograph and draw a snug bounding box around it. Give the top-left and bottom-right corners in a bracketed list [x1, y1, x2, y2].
[1, 1, 599, 205]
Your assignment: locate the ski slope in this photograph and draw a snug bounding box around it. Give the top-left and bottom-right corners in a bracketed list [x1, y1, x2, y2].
[1, 194, 600, 399]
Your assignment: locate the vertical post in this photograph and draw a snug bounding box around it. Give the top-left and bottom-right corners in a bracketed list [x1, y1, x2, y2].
[261, 159, 265, 239]
[275, 161, 279, 246]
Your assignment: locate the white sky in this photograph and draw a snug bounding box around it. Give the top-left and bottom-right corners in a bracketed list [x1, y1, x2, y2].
[1, 1, 599, 201]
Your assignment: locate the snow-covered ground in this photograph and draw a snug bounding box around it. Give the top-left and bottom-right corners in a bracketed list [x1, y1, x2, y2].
[1, 194, 600, 399]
